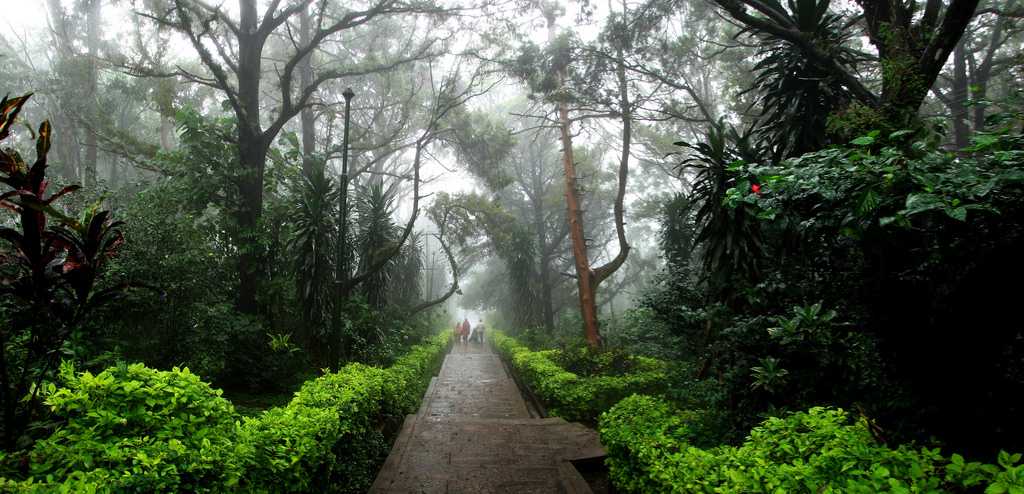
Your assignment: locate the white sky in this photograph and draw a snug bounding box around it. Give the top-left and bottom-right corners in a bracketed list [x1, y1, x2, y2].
[3, 3, 47, 30]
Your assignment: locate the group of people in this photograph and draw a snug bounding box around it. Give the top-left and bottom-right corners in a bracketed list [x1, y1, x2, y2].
[454, 317, 485, 345]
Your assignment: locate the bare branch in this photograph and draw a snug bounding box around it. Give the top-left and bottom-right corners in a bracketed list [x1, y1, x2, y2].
[406, 232, 460, 316]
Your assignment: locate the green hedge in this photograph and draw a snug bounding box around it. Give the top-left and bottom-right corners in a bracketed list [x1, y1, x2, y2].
[600, 394, 1024, 493]
[2, 332, 451, 493]
[491, 331, 666, 423]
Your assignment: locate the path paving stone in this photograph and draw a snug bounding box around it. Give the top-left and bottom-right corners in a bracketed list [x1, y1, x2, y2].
[370, 341, 603, 493]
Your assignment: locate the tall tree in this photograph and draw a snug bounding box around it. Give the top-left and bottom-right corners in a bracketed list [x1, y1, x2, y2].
[139, 0, 447, 313]
[512, 0, 635, 347]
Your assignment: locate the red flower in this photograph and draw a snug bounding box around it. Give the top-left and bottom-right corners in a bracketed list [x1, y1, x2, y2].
[751, 183, 762, 195]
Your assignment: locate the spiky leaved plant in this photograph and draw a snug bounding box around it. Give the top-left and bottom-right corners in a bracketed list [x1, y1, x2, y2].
[287, 162, 338, 330]
[676, 120, 766, 300]
[388, 232, 422, 308]
[742, 0, 863, 161]
[354, 181, 398, 310]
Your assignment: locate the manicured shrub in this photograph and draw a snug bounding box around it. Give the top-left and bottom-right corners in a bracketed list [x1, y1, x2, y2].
[600, 394, 1024, 493]
[239, 364, 390, 493]
[491, 331, 666, 423]
[2, 331, 451, 493]
[27, 362, 251, 492]
[234, 331, 450, 493]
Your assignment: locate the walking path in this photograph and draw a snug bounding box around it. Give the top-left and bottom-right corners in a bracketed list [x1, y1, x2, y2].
[369, 341, 605, 493]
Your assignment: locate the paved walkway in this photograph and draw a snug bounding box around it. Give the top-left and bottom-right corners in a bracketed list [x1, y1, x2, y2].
[369, 341, 604, 493]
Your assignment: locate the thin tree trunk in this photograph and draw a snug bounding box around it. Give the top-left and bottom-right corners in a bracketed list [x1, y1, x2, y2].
[84, 0, 101, 187]
[971, 0, 1015, 129]
[950, 39, 970, 149]
[531, 161, 556, 332]
[299, 6, 317, 178]
[538, 243, 555, 332]
[160, 118, 174, 150]
[592, 38, 631, 285]
[47, 0, 81, 182]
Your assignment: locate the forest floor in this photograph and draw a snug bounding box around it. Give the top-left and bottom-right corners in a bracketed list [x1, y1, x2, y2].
[370, 341, 606, 493]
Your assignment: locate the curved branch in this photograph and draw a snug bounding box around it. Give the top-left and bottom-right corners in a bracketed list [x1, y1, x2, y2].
[342, 133, 426, 290]
[594, 48, 631, 286]
[406, 232, 460, 316]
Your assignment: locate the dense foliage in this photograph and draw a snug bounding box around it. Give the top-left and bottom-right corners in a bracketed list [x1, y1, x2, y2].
[600, 395, 1024, 493]
[641, 122, 1024, 454]
[3, 0, 1023, 489]
[1, 332, 450, 492]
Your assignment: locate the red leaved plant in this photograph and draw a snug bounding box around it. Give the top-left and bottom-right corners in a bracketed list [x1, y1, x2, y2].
[0, 94, 129, 452]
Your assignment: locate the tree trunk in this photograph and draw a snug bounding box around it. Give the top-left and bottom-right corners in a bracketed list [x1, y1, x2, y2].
[531, 162, 556, 332]
[234, 0, 266, 314]
[538, 241, 555, 332]
[157, 78, 176, 151]
[542, 7, 601, 347]
[299, 6, 317, 178]
[971, 0, 1014, 130]
[557, 97, 601, 348]
[47, 0, 80, 182]
[160, 117, 174, 150]
[84, 0, 101, 187]
[951, 39, 970, 149]
[860, 0, 981, 122]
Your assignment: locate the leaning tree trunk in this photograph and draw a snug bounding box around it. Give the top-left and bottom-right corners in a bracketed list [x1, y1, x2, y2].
[556, 92, 601, 348]
[544, 8, 602, 348]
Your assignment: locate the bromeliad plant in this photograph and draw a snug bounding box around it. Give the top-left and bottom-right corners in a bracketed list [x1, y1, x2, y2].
[0, 94, 129, 451]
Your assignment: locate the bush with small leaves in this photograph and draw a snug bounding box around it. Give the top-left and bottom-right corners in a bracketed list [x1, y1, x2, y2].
[491, 331, 666, 424]
[600, 395, 1024, 493]
[27, 362, 250, 492]
[1, 331, 451, 492]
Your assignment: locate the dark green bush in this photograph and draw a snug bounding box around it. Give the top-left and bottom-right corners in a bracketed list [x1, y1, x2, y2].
[491, 331, 666, 423]
[651, 124, 1024, 453]
[240, 364, 391, 492]
[600, 395, 1024, 493]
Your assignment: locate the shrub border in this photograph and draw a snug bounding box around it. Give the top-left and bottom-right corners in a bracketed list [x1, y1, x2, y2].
[3, 332, 452, 493]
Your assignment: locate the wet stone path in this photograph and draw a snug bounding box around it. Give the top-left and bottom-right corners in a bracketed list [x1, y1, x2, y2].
[369, 341, 604, 493]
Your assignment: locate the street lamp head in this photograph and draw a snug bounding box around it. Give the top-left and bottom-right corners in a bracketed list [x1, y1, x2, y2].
[343, 87, 355, 102]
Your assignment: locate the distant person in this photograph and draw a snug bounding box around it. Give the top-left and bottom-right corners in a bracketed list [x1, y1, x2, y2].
[461, 317, 471, 345]
[453, 322, 462, 343]
[475, 318, 486, 343]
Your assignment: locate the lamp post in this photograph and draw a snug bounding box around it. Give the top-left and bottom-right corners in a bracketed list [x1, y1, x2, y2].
[338, 87, 355, 300]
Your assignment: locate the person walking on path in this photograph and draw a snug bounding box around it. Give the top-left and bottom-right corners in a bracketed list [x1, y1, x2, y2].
[461, 318, 471, 345]
[474, 319, 486, 344]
